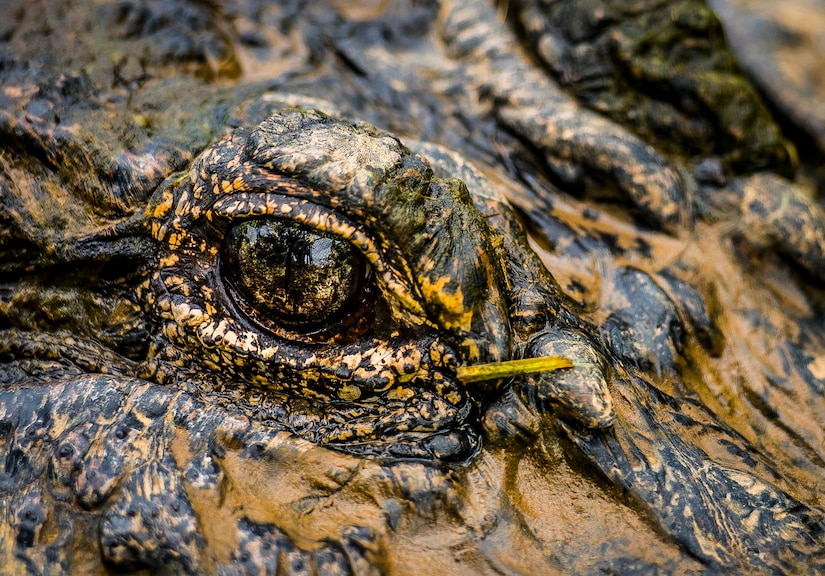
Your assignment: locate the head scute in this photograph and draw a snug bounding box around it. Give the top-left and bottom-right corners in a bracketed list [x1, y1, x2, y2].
[244, 108, 407, 208]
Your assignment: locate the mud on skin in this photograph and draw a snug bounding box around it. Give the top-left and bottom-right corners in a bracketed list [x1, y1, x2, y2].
[1, 0, 825, 574]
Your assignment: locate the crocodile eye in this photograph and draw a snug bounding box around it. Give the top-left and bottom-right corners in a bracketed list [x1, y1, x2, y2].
[222, 218, 371, 335]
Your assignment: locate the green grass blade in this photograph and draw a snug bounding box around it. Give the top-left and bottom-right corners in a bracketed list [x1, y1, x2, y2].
[456, 355, 573, 384]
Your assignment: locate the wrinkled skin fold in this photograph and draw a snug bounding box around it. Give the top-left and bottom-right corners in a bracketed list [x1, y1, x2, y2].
[1, 0, 825, 574]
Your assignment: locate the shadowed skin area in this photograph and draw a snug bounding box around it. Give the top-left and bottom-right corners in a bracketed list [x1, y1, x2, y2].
[1, 0, 825, 574]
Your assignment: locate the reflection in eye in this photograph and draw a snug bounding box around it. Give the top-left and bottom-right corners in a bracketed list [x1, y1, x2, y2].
[222, 218, 368, 330]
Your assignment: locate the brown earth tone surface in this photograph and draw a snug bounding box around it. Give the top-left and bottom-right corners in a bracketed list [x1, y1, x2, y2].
[1, 0, 825, 574]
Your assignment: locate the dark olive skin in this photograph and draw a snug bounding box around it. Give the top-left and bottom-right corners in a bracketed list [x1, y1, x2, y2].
[1, 0, 824, 575]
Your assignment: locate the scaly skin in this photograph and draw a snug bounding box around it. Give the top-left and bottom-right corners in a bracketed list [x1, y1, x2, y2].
[1, 1, 825, 574]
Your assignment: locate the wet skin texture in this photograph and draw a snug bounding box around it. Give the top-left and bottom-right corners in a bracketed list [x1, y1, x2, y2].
[1, 0, 825, 574]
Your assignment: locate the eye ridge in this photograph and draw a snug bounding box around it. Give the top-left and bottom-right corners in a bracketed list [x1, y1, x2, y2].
[221, 217, 375, 342]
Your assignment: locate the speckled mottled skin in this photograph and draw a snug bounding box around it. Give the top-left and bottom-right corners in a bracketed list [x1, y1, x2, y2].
[141, 108, 513, 460]
[2, 0, 825, 575]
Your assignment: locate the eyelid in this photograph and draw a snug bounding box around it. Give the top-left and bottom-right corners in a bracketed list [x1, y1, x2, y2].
[209, 193, 433, 325]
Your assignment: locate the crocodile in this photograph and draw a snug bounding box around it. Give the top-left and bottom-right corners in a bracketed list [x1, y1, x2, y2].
[1, 0, 825, 574]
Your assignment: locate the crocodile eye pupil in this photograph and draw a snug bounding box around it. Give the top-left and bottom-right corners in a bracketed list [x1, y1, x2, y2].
[223, 218, 365, 327]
